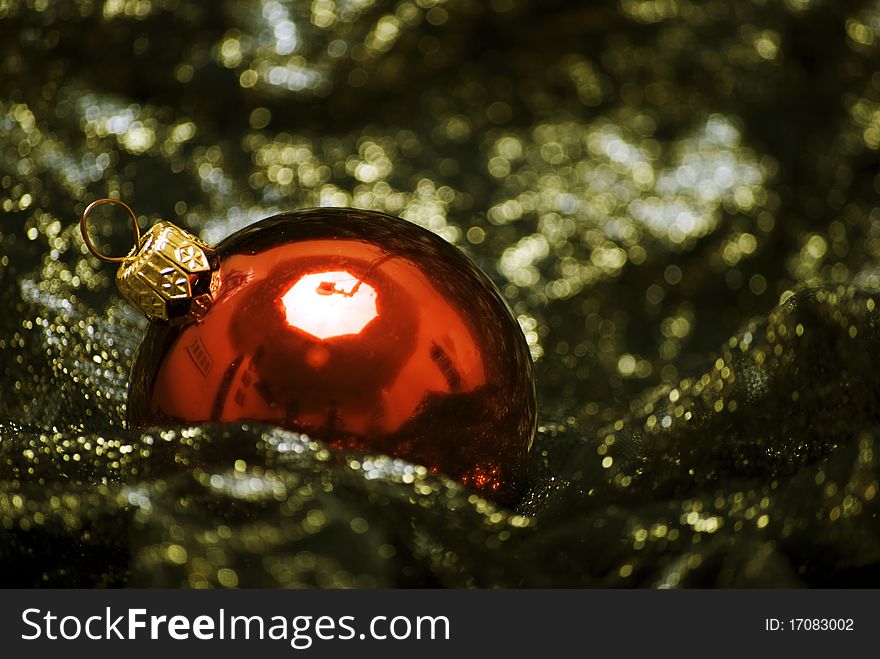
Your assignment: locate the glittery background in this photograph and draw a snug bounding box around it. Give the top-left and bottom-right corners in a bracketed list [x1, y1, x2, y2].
[3, 0, 880, 587]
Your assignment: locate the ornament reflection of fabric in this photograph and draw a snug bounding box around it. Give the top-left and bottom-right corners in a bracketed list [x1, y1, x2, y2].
[80, 201, 537, 504]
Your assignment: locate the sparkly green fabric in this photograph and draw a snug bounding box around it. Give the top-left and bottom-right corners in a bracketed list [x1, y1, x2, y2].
[2, 0, 880, 587]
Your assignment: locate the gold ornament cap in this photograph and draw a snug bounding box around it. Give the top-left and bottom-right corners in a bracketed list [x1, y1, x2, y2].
[80, 198, 221, 323]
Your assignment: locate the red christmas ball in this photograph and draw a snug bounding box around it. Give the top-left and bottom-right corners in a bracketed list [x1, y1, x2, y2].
[128, 209, 536, 503]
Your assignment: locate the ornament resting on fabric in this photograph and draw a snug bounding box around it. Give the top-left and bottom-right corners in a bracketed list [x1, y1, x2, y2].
[81, 200, 537, 503]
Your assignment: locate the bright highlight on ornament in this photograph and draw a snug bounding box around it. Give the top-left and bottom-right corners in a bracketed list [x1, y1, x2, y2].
[281, 270, 379, 340]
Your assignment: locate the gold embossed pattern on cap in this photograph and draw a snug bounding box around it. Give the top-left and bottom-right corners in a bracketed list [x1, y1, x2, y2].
[81, 199, 221, 323]
[113, 220, 221, 323]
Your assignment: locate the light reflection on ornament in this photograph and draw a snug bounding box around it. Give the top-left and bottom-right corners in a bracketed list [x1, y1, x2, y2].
[281, 270, 378, 340]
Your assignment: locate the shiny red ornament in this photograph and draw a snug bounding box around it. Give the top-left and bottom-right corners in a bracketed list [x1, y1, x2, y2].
[128, 209, 536, 503]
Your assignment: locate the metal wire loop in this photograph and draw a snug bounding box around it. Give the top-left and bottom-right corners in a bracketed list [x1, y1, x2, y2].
[80, 198, 141, 263]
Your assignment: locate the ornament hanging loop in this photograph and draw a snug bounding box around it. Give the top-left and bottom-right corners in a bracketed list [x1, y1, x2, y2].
[80, 198, 142, 262]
